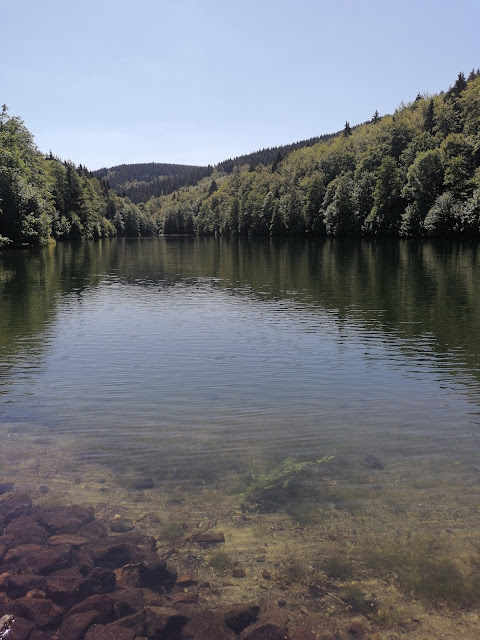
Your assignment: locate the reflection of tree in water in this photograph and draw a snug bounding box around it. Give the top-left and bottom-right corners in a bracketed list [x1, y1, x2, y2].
[1, 236, 480, 378]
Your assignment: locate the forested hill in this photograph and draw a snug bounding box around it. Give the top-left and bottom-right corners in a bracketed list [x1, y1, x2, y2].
[2, 69, 480, 247]
[93, 162, 214, 204]
[146, 69, 480, 238]
[215, 131, 338, 175]
[0, 105, 158, 247]
[93, 132, 338, 204]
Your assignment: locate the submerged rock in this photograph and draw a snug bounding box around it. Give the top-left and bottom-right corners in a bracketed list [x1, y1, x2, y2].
[0, 492, 285, 640]
[194, 532, 225, 544]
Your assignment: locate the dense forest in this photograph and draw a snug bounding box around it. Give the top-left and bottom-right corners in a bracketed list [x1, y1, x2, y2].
[1, 70, 480, 246]
[0, 105, 156, 247]
[93, 162, 214, 203]
[92, 132, 338, 204]
[150, 70, 480, 237]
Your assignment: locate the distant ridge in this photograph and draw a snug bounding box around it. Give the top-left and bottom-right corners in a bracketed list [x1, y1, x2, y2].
[93, 162, 214, 203]
[93, 131, 338, 204]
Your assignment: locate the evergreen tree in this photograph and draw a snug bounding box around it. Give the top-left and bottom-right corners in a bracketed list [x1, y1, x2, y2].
[423, 99, 435, 134]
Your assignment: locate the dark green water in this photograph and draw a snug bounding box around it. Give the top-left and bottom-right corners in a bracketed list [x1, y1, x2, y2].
[1, 237, 480, 490]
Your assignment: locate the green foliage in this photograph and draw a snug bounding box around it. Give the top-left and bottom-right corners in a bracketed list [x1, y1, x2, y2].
[147, 70, 480, 238]
[0, 106, 157, 246]
[323, 554, 353, 579]
[249, 455, 334, 494]
[208, 552, 234, 574]
[4, 69, 480, 244]
[364, 540, 480, 606]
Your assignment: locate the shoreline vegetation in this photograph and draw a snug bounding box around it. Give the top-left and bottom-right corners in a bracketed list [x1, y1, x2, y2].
[1, 70, 480, 248]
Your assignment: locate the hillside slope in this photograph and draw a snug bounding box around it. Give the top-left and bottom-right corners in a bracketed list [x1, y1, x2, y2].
[144, 70, 480, 238]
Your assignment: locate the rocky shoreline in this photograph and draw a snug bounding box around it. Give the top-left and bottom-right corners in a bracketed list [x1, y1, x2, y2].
[0, 491, 374, 640]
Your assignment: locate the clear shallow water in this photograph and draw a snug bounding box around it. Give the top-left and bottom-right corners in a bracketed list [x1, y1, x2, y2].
[1, 237, 480, 489]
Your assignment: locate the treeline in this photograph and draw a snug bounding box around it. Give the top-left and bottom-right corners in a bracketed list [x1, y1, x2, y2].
[93, 136, 338, 206]
[150, 70, 480, 238]
[215, 132, 337, 174]
[0, 106, 156, 246]
[93, 162, 214, 203]
[3, 70, 480, 246]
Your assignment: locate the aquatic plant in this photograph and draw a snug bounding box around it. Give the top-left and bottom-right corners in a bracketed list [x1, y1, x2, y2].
[363, 540, 480, 606]
[208, 552, 234, 575]
[250, 456, 335, 493]
[246, 455, 334, 513]
[323, 554, 353, 580]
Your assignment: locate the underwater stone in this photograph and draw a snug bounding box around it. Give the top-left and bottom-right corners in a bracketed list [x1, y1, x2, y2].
[0, 494, 32, 526]
[194, 532, 225, 544]
[48, 534, 90, 547]
[57, 610, 101, 640]
[86, 567, 116, 594]
[32, 505, 94, 535]
[239, 611, 289, 640]
[4, 616, 36, 640]
[84, 624, 136, 640]
[5, 574, 45, 599]
[9, 596, 64, 629]
[180, 609, 237, 640]
[4, 543, 71, 576]
[219, 602, 260, 634]
[109, 518, 134, 533]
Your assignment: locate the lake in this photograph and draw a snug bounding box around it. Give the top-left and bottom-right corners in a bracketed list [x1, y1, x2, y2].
[1, 237, 480, 634]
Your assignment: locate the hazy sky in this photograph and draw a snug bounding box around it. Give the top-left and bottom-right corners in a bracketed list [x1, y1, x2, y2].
[2, 0, 479, 169]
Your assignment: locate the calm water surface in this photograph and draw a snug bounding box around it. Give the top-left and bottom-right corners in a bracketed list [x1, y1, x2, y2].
[1, 237, 480, 489]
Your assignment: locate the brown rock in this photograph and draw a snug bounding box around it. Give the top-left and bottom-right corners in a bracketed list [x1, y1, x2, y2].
[33, 505, 94, 535]
[48, 534, 90, 547]
[89, 542, 132, 569]
[66, 594, 116, 623]
[111, 533, 157, 557]
[232, 567, 246, 578]
[5, 574, 45, 599]
[347, 618, 370, 638]
[87, 567, 116, 594]
[194, 532, 225, 544]
[45, 567, 94, 607]
[138, 552, 177, 590]
[109, 518, 134, 533]
[141, 588, 169, 608]
[111, 611, 145, 635]
[219, 602, 260, 634]
[26, 590, 46, 599]
[111, 587, 152, 618]
[176, 575, 199, 588]
[30, 631, 57, 640]
[174, 592, 199, 604]
[6, 616, 36, 640]
[0, 494, 32, 527]
[77, 521, 109, 541]
[114, 564, 141, 588]
[239, 611, 289, 640]
[58, 611, 101, 640]
[10, 596, 64, 628]
[144, 606, 188, 639]
[85, 624, 136, 640]
[181, 610, 236, 639]
[4, 516, 48, 545]
[4, 543, 71, 575]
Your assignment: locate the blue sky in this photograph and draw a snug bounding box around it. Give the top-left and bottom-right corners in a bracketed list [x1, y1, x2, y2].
[2, 0, 479, 170]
